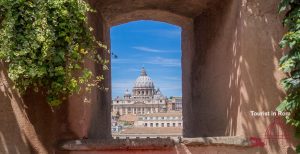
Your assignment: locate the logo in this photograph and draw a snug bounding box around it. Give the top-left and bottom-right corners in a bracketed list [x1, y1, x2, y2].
[250, 117, 290, 147]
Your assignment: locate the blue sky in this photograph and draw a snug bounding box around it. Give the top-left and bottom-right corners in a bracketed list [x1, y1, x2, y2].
[110, 20, 182, 98]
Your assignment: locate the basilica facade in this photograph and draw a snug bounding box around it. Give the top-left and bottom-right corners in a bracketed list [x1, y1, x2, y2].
[112, 68, 168, 115]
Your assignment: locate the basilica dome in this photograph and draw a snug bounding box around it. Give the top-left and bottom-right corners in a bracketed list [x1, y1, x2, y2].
[133, 68, 155, 89]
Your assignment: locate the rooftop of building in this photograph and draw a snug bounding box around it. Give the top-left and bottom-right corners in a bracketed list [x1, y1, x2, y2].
[143, 111, 182, 117]
[120, 127, 182, 135]
[119, 114, 138, 122]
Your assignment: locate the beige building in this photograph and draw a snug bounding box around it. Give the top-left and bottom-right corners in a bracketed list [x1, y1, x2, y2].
[167, 97, 182, 111]
[112, 68, 168, 115]
[135, 112, 183, 128]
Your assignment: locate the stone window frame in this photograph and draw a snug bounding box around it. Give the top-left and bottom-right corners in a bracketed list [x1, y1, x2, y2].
[106, 9, 194, 133]
[70, 8, 194, 144]
[59, 5, 255, 151]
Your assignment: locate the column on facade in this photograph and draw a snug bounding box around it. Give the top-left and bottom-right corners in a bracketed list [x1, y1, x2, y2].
[125, 107, 128, 115]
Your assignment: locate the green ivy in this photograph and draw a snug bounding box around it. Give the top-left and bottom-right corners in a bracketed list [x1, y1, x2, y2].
[0, 0, 108, 106]
[278, 0, 300, 152]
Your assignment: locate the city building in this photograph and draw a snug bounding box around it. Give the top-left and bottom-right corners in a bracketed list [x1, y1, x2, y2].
[135, 112, 183, 128]
[112, 68, 169, 115]
[167, 97, 183, 111]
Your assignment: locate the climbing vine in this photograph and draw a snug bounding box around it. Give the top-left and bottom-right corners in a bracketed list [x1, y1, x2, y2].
[278, 0, 300, 152]
[0, 0, 108, 106]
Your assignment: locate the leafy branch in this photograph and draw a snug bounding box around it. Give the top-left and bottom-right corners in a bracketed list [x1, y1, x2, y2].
[0, 0, 108, 106]
[278, 0, 300, 152]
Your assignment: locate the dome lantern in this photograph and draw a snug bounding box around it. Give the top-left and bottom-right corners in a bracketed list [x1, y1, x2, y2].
[140, 67, 147, 76]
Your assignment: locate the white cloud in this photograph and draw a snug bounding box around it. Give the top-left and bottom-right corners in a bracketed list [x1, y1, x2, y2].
[145, 57, 181, 67]
[129, 29, 181, 38]
[133, 46, 178, 53]
[112, 57, 181, 67]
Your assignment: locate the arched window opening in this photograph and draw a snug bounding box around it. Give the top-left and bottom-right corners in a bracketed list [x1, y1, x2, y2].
[110, 20, 183, 138]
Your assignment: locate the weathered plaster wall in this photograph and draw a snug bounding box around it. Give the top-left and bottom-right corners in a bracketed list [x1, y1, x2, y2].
[0, 62, 75, 154]
[238, 0, 297, 153]
[190, 0, 245, 138]
[67, 9, 112, 140]
[190, 0, 297, 153]
[0, 5, 111, 154]
[87, 10, 112, 140]
[237, 0, 286, 137]
[0, 63, 31, 154]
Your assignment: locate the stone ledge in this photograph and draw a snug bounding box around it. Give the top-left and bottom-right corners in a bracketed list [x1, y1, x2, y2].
[59, 136, 251, 151]
[59, 138, 176, 151]
[182, 137, 251, 147]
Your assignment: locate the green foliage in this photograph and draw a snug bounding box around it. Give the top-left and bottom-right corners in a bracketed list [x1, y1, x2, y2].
[0, 0, 108, 106]
[278, 0, 300, 152]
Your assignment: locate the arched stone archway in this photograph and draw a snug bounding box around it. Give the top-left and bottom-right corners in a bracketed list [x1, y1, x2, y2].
[74, 0, 288, 141]
[107, 9, 195, 138]
[107, 9, 192, 28]
[77, 7, 197, 139]
[79, 0, 232, 140]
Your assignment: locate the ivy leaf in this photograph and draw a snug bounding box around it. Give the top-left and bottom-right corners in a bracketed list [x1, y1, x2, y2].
[0, 0, 107, 106]
[279, 0, 293, 13]
[277, 99, 288, 111]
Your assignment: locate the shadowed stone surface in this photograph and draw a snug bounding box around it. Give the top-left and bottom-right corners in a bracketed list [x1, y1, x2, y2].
[91, 0, 223, 19]
[182, 137, 251, 147]
[59, 138, 175, 151]
[59, 137, 251, 151]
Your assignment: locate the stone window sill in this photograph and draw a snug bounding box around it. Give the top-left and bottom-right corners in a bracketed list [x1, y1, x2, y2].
[59, 136, 251, 151]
